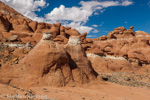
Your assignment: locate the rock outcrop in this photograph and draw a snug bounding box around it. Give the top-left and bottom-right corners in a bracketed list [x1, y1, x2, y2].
[0, 33, 98, 87]
[0, 1, 83, 46]
[64, 36, 98, 83]
[86, 27, 150, 74]
[106, 26, 135, 39]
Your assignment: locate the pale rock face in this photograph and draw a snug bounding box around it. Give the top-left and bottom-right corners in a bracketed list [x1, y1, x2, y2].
[25, 42, 31, 47]
[41, 32, 53, 41]
[68, 36, 81, 46]
[86, 53, 127, 60]
[24, 42, 32, 50]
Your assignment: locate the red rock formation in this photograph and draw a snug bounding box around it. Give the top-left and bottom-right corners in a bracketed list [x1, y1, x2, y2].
[65, 29, 80, 38]
[0, 1, 82, 45]
[11, 18, 32, 32]
[80, 32, 88, 44]
[86, 28, 150, 74]
[64, 36, 98, 83]
[106, 26, 135, 39]
[87, 54, 132, 72]
[0, 33, 98, 87]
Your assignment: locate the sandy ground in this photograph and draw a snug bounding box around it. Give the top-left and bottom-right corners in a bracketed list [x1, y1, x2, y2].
[0, 81, 149, 100]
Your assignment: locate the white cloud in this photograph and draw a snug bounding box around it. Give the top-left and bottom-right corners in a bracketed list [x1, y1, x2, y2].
[45, 0, 133, 33]
[24, 11, 46, 22]
[64, 22, 93, 34]
[0, 0, 134, 34]
[46, 0, 133, 23]
[92, 25, 98, 27]
[92, 29, 99, 33]
[121, 0, 134, 6]
[46, 5, 90, 23]
[94, 12, 99, 15]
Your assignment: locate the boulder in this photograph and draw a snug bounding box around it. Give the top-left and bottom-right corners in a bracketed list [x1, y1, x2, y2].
[53, 35, 68, 44]
[114, 27, 126, 31]
[104, 46, 112, 52]
[65, 29, 80, 38]
[8, 35, 18, 42]
[130, 26, 134, 29]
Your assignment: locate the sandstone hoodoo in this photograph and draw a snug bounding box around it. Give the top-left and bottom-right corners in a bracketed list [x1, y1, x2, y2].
[19, 32, 74, 87]
[0, 33, 98, 87]
[64, 36, 98, 82]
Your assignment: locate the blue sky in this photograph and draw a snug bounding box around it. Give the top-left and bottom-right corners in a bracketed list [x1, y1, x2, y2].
[1, 0, 150, 38]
